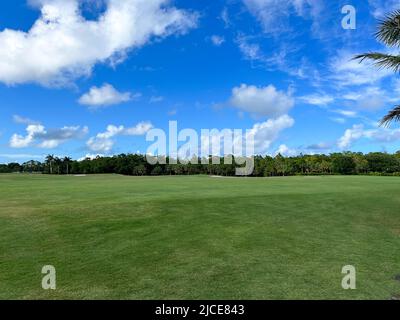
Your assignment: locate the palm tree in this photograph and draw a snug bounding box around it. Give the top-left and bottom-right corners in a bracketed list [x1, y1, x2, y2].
[45, 155, 54, 174]
[354, 10, 400, 126]
[54, 157, 62, 174]
[63, 157, 72, 175]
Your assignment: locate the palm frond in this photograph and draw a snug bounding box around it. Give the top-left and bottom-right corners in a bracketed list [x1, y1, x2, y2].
[375, 10, 400, 47]
[380, 105, 400, 126]
[353, 52, 400, 73]
[353, 9, 400, 126]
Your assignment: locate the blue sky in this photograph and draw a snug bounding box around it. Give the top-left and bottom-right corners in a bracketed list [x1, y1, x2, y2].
[1, 0, 400, 163]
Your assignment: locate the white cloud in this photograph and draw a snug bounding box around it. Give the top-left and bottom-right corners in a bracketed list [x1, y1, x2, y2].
[236, 35, 264, 62]
[248, 115, 295, 154]
[242, 0, 323, 34]
[235, 34, 318, 79]
[230, 84, 294, 118]
[201, 115, 294, 156]
[332, 109, 358, 118]
[10, 124, 88, 149]
[0, 153, 44, 160]
[13, 115, 40, 125]
[149, 95, 164, 103]
[300, 94, 334, 106]
[199, 115, 294, 156]
[392, 78, 400, 94]
[338, 125, 368, 149]
[243, 0, 291, 33]
[221, 7, 231, 28]
[274, 144, 298, 156]
[77, 154, 106, 161]
[0, 0, 197, 86]
[343, 86, 392, 111]
[330, 51, 392, 87]
[10, 125, 45, 148]
[124, 122, 153, 135]
[368, 0, 399, 18]
[357, 88, 388, 111]
[237, 1, 325, 74]
[338, 124, 400, 149]
[78, 84, 136, 107]
[87, 121, 153, 153]
[86, 137, 114, 153]
[210, 35, 225, 46]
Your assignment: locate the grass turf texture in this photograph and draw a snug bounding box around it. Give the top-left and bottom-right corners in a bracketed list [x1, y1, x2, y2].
[0, 174, 399, 300]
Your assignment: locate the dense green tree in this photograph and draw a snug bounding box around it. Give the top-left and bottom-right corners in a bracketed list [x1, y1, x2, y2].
[7, 163, 22, 173]
[133, 164, 146, 176]
[331, 154, 356, 175]
[3, 152, 400, 177]
[151, 166, 163, 176]
[275, 154, 290, 176]
[54, 157, 62, 174]
[63, 157, 72, 175]
[0, 164, 10, 173]
[22, 160, 43, 173]
[352, 153, 369, 174]
[365, 152, 400, 173]
[263, 156, 277, 176]
[45, 155, 55, 174]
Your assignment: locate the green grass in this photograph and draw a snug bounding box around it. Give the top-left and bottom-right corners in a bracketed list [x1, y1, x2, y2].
[0, 174, 399, 300]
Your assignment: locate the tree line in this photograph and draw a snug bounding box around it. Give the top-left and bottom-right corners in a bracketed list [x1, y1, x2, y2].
[2, 152, 400, 177]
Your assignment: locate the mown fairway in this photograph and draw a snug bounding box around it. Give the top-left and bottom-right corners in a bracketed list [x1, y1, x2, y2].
[0, 174, 399, 300]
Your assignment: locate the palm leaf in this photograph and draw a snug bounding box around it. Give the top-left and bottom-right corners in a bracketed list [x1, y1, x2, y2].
[380, 105, 400, 126]
[375, 10, 400, 47]
[353, 53, 400, 73]
[354, 9, 400, 126]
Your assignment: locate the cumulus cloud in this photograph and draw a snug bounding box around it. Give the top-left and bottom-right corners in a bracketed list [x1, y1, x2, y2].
[230, 84, 294, 118]
[86, 138, 114, 154]
[248, 115, 295, 154]
[338, 124, 400, 149]
[0, 0, 197, 86]
[78, 84, 137, 108]
[10, 124, 88, 148]
[274, 144, 298, 156]
[87, 121, 153, 152]
[199, 115, 294, 156]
